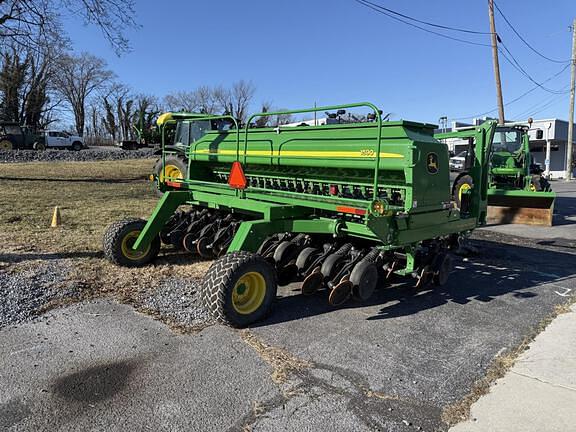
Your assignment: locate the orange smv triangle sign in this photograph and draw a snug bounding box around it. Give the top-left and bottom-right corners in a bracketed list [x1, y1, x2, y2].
[228, 161, 247, 189]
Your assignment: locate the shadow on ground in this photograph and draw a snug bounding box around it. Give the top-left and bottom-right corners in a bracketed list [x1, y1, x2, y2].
[255, 239, 576, 327]
[553, 196, 576, 226]
[0, 176, 145, 184]
[0, 251, 102, 263]
[0, 249, 210, 267]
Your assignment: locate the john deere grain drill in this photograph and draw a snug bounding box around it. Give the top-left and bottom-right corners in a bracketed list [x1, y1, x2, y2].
[103, 103, 496, 327]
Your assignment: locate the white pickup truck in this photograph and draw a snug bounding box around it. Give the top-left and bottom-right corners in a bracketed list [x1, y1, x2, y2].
[44, 130, 85, 150]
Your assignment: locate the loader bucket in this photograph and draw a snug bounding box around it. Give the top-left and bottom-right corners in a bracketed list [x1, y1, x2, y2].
[486, 189, 555, 226]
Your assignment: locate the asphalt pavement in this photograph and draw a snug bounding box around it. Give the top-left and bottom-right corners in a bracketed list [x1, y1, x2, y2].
[1, 182, 575, 431]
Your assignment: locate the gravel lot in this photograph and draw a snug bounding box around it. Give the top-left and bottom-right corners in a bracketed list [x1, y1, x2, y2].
[0, 260, 74, 328]
[0, 148, 155, 163]
[0, 255, 212, 331]
[138, 276, 213, 329]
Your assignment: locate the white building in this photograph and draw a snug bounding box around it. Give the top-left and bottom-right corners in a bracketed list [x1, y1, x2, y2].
[440, 118, 576, 179]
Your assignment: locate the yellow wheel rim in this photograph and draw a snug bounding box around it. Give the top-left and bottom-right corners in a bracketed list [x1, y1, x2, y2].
[0, 140, 13, 150]
[232, 272, 266, 315]
[529, 183, 536, 192]
[159, 164, 183, 182]
[120, 230, 150, 261]
[458, 183, 472, 203]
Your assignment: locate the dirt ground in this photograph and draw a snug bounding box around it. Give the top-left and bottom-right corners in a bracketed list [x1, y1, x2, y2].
[0, 159, 211, 326]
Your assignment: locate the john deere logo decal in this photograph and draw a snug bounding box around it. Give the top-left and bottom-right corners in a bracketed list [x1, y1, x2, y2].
[427, 153, 439, 174]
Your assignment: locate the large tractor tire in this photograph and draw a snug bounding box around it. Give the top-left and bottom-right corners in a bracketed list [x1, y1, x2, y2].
[0, 139, 14, 150]
[201, 251, 277, 327]
[152, 155, 188, 197]
[452, 174, 474, 211]
[103, 218, 160, 267]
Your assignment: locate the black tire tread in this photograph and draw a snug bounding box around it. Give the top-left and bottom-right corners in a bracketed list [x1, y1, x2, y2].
[103, 218, 160, 267]
[201, 251, 276, 327]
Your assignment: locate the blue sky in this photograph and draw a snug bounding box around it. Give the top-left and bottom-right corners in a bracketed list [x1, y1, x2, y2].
[63, 0, 575, 124]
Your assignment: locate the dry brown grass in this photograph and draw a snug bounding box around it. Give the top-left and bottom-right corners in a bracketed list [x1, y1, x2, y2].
[0, 159, 157, 253]
[240, 330, 312, 383]
[442, 295, 576, 425]
[0, 159, 213, 308]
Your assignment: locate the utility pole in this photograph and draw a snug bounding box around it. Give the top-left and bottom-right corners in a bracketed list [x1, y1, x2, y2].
[488, 0, 505, 125]
[566, 18, 576, 181]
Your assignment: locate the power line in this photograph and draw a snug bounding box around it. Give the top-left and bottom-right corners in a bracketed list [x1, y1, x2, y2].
[353, 0, 492, 47]
[524, 93, 569, 118]
[351, 0, 572, 120]
[515, 92, 569, 119]
[498, 43, 569, 94]
[356, 0, 492, 35]
[450, 63, 571, 120]
[493, 1, 570, 64]
[354, 0, 564, 91]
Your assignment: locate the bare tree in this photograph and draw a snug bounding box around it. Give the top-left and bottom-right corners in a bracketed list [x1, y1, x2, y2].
[0, 49, 27, 122]
[164, 80, 256, 123]
[230, 80, 255, 124]
[0, 0, 138, 54]
[53, 52, 113, 135]
[271, 110, 293, 127]
[0, 40, 64, 128]
[101, 96, 116, 140]
[164, 91, 197, 112]
[164, 86, 218, 114]
[212, 85, 232, 115]
[254, 101, 272, 128]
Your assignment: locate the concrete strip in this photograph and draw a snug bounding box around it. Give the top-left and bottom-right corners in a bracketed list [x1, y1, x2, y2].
[450, 304, 576, 432]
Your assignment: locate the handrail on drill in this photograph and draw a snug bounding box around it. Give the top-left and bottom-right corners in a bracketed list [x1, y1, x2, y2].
[243, 102, 383, 201]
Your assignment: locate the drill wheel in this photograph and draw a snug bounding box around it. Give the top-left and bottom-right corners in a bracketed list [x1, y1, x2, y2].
[350, 261, 379, 301]
[295, 247, 320, 273]
[103, 218, 160, 267]
[273, 241, 299, 267]
[320, 253, 346, 283]
[201, 251, 277, 327]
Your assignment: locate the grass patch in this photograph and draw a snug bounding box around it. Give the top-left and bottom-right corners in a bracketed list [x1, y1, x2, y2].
[0, 159, 157, 253]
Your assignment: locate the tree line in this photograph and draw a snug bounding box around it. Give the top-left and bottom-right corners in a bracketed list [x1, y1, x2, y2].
[0, 1, 293, 145]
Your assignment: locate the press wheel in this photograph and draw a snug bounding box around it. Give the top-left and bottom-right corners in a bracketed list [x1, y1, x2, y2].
[350, 261, 379, 301]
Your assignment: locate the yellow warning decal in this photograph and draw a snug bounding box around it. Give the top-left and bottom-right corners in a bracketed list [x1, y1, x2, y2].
[191, 149, 404, 159]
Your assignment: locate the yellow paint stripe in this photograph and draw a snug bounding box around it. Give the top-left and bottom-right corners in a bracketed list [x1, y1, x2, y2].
[191, 149, 404, 159]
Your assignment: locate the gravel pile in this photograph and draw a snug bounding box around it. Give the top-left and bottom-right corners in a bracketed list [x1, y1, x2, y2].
[0, 260, 79, 328]
[139, 276, 213, 328]
[0, 147, 155, 163]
